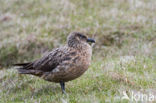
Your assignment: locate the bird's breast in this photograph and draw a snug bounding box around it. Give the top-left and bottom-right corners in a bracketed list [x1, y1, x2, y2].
[80, 45, 92, 66]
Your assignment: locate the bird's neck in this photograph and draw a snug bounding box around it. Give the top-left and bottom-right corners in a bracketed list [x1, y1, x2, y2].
[67, 43, 92, 66]
[67, 41, 92, 60]
[68, 42, 90, 51]
[81, 44, 92, 67]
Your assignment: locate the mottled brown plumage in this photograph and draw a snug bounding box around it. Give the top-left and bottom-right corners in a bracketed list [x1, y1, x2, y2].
[13, 32, 95, 93]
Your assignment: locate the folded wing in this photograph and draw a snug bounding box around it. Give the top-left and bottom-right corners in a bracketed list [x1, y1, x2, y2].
[14, 48, 66, 76]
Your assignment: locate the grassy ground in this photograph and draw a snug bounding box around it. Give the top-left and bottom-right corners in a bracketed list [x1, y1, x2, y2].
[0, 0, 156, 102]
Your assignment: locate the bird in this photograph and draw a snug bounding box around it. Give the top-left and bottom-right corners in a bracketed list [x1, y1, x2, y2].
[13, 32, 95, 94]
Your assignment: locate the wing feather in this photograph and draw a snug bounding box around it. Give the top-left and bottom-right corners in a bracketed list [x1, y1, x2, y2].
[33, 48, 65, 72]
[14, 47, 76, 74]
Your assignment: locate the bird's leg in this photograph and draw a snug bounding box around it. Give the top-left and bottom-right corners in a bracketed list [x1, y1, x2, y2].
[60, 82, 66, 94]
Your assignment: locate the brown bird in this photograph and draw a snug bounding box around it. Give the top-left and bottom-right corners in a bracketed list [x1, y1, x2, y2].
[13, 32, 95, 93]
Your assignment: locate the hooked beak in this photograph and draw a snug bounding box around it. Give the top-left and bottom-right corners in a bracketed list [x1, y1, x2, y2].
[87, 38, 95, 43]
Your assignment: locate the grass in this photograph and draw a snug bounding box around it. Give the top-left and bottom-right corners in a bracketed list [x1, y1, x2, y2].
[0, 57, 155, 102]
[0, 0, 156, 102]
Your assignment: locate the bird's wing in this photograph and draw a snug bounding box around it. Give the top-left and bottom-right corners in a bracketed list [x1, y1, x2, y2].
[33, 48, 65, 72]
[14, 47, 77, 75]
[14, 48, 65, 72]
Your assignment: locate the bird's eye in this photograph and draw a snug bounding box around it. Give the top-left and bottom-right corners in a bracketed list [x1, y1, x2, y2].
[79, 34, 86, 39]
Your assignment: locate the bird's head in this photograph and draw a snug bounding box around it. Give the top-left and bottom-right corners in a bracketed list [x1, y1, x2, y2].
[67, 32, 95, 48]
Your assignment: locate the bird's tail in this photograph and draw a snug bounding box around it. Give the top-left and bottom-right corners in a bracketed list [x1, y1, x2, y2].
[13, 62, 43, 76]
[13, 62, 33, 74]
[17, 68, 32, 74]
[13, 63, 30, 66]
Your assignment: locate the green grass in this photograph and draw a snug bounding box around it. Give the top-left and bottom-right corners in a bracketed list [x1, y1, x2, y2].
[0, 0, 156, 102]
[0, 57, 155, 102]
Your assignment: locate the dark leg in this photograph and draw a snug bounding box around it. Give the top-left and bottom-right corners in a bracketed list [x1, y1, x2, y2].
[60, 82, 66, 94]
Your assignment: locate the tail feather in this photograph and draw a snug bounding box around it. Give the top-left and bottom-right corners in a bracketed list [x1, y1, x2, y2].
[17, 68, 32, 74]
[13, 62, 34, 74]
[13, 62, 33, 70]
[13, 62, 43, 76]
[23, 63, 33, 70]
[13, 63, 30, 66]
[17, 68, 43, 76]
